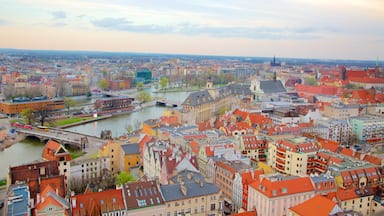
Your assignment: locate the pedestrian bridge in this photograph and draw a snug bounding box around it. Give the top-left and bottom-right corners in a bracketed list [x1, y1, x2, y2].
[16, 127, 107, 150]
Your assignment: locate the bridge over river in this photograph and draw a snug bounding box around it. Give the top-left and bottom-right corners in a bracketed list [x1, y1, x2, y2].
[16, 127, 107, 150]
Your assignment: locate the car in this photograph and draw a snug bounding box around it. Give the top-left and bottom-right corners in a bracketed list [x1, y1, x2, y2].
[0, 199, 4, 208]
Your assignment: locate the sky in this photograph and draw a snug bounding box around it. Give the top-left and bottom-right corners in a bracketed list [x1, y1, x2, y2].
[0, 0, 383, 60]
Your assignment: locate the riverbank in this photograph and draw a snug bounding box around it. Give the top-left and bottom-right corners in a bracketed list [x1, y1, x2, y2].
[0, 118, 26, 152]
[58, 115, 113, 129]
[152, 87, 198, 93]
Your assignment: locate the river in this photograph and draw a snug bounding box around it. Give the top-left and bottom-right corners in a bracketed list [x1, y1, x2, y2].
[0, 89, 191, 178]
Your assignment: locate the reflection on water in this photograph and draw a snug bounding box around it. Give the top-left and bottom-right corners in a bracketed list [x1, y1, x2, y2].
[0, 138, 45, 178]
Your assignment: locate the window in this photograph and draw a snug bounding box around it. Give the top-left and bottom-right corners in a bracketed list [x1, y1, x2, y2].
[201, 205, 204, 212]
[211, 203, 216, 210]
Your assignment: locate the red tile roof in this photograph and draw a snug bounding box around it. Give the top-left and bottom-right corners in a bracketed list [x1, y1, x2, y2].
[336, 188, 359, 201]
[71, 189, 125, 215]
[363, 154, 382, 166]
[251, 176, 314, 198]
[295, 84, 339, 96]
[42, 140, 71, 161]
[289, 195, 338, 216]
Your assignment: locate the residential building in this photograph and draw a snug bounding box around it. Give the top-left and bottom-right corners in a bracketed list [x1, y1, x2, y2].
[239, 135, 268, 162]
[122, 180, 165, 215]
[349, 115, 384, 144]
[160, 170, 222, 216]
[215, 160, 253, 203]
[268, 137, 319, 176]
[34, 184, 70, 216]
[143, 139, 199, 184]
[41, 140, 71, 186]
[335, 187, 375, 216]
[70, 189, 126, 216]
[98, 140, 130, 175]
[248, 174, 315, 216]
[233, 170, 264, 213]
[120, 143, 140, 175]
[69, 157, 111, 187]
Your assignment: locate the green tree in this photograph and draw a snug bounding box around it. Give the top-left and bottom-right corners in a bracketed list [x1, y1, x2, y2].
[116, 171, 136, 186]
[136, 82, 144, 90]
[20, 108, 35, 125]
[305, 77, 318, 86]
[160, 77, 168, 90]
[86, 91, 92, 97]
[136, 91, 151, 103]
[98, 79, 109, 90]
[64, 97, 77, 114]
[217, 107, 227, 115]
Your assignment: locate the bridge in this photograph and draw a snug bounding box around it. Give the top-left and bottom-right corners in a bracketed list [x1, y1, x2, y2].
[155, 99, 181, 107]
[16, 127, 107, 150]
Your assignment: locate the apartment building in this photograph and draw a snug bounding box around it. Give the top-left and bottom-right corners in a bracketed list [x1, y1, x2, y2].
[268, 137, 319, 176]
[349, 115, 384, 144]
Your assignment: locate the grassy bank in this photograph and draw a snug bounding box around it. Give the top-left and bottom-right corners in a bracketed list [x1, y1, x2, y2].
[54, 116, 95, 127]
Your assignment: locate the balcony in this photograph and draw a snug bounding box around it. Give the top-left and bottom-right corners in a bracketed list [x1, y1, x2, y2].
[276, 158, 285, 165]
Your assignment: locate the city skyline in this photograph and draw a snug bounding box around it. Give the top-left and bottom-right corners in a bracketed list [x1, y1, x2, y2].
[0, 0, 383, 60]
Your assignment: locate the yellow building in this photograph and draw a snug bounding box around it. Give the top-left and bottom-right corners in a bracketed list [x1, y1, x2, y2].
[0, 98, 64, 115]
[142, 119, 160, 137]
[336, 188, 375, 216]
[268, 137, 319, 176]
[98, 140, 127, 175]
[120, 143, 141, 174]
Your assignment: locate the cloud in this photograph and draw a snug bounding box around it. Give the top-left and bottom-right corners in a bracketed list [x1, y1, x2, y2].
[91, 17, 324, 40]
[51, 10, 67, 20]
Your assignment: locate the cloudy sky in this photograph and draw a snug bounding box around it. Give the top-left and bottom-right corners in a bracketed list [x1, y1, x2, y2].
[0, 0, 383, 60]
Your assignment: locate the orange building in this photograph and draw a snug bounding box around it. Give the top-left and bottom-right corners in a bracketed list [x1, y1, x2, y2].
[0, 98, 64, 115]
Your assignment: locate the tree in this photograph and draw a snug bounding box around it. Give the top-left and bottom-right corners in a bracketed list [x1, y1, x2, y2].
[2, 84, 15, 99]
[64, 97, 77, 114]
[98, 79, 109, 91]
[136, 82, 144, 90]
[116, 171, 136, 186]
[55, 75, 66, 97]
[20, 108, 35, 125]
[160, 77, 168, 90]
[136, 91, 151, 103]
[305, 77, 318, 86]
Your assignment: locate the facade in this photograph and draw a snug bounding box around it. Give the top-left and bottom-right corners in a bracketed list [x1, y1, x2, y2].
[248, 175, 315, 216]
[0, 98, 64, 115]
[143, 139, 199, 184]
[122, 180, 165, 215]
[349, 115, 384, 144]
[268, 137, 319, 176]
[94, 96, 135, 114]
[323, 103, 359, 119]
[160, 171, 222, 216]
[269, 109, 300, 125]
[69, 157, 111, 186]
[336, 188, 375, 216]
[215, 160, 253, 202]
[326, 119, 351, 144]
[239, 135, 268, 162]
[119, 143, 140, 174]
[34, 185, 70, 216]
[98, 140, 128, 175]
[136, 68, 152, 83]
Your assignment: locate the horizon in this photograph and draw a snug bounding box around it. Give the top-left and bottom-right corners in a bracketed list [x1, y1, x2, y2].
[0, 47, 380, 63]
[0, 1, 383, 61]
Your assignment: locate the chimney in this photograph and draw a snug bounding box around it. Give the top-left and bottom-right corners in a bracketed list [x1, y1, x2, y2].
[72, 198, 77, 209]
[180, 182, 187, 196]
